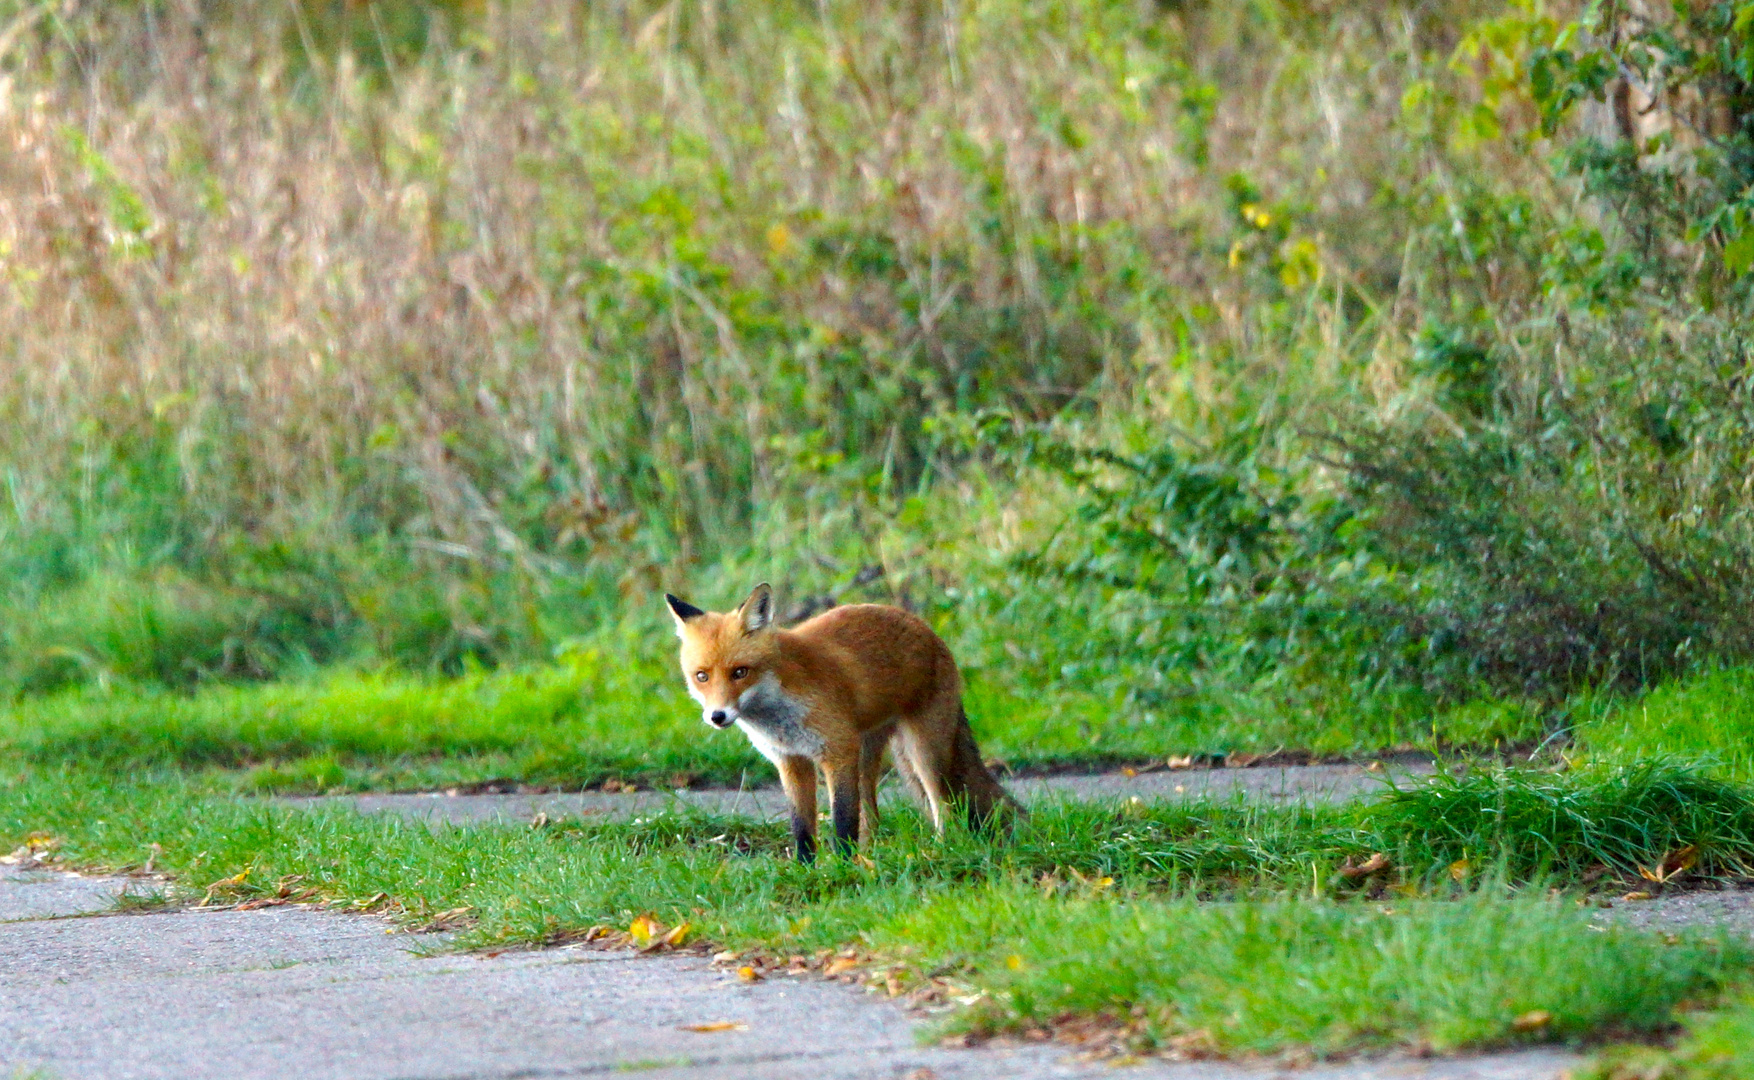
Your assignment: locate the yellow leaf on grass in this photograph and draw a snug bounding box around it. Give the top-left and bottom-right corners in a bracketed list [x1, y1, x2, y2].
[680, 1021, 747, 1033]
[1511, 1010, 1552, 1032]
[1448, 859, 1471, 882]
[628, 914, 664, 947]
[1005, 954, 1023, 971]
[655, 921, 693, 949]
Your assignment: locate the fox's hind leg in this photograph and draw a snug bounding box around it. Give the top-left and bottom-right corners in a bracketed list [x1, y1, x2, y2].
[858, 728, 891, 847]
[892, 721, 951, 834]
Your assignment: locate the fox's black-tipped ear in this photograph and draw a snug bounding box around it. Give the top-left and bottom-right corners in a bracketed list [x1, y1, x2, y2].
[738, 582, 773, 634]
[665, 593, 706, 626]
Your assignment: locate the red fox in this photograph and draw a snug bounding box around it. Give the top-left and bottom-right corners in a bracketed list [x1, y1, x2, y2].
[665, 583, 1018, 862]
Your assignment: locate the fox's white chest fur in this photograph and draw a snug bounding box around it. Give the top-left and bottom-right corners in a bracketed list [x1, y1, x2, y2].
[734, 673, 823, 763]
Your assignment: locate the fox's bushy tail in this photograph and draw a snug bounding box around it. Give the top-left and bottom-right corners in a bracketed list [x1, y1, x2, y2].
[947, 706, 1025, 829]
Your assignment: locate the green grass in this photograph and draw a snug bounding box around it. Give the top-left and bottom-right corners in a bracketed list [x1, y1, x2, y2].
[903, 891, 1737, 1055]
[4, 762, 1752, 1057]
[0, 649, 766, 793]
[0, 630, 1549, 793]
[1577, 668, 1754, 782]
[1579, 995, 1754, 1079]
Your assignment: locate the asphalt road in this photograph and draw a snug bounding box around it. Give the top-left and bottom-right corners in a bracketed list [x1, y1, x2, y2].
[302, 761, 1434, 827]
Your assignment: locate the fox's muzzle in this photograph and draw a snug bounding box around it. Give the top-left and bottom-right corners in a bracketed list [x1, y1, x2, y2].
[705, 708, 736, 729]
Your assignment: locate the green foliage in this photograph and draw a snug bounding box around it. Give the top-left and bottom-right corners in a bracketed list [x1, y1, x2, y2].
[1523, 0, 1754, 280]
[0, 0, 1498, 693]
[0, 0, 1750, 727]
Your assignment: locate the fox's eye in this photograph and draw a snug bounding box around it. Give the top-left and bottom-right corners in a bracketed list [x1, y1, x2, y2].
[730, 666, 750, 680]
[694, 670, 708, 683]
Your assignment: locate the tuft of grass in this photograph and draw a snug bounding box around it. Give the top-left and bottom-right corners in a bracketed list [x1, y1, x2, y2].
[1364, 763, 1754, 883]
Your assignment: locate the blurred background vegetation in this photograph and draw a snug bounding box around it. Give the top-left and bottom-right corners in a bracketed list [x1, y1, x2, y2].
[0, 0, 1749, 757]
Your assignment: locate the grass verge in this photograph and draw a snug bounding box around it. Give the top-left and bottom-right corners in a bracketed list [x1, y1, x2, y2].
[1577, 668, 1754, 783]
[3, 762, 1752, 1058]
[902, 890, 1737, 1056]
[0, 648, 1548, 793]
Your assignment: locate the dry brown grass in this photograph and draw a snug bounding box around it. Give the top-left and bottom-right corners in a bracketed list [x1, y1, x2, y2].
[0, 0, 1497, 571]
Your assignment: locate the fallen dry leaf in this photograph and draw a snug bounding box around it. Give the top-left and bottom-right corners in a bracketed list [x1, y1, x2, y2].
[1448, 859, 1472, 882]
[233, 897, 288, 911]
[646, 921, 693, 952]
[1511, 1010, 1552, 1032]
[710, 950, 741, 966]
[1164, 1028, 1217, 1060]
[1639, 845, 1699, 884]
[679, 1021, 747, 1033]
[628, 914, 665, 947]
[1067, 868, 1114, 892]
[1339, 853, 1391, 880]
[823, 957, 860, 977]
[1621, 891, 1654, 902]
[1166, 755, 1194, 770]
[736, 965, 762, 983]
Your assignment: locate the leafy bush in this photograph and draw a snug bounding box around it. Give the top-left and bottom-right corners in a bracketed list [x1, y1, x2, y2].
[989, 1, 1754, 705]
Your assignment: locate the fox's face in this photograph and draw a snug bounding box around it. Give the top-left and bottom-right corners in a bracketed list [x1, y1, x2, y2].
[665, 583, 778, 729]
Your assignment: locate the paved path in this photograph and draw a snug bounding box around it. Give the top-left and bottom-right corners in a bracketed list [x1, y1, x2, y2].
[0, 863, 1580, 1080]
[305, 762, 1434, 827]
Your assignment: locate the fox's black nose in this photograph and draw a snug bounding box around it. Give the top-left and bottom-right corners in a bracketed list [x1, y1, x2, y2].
[709, 710, 730, 727]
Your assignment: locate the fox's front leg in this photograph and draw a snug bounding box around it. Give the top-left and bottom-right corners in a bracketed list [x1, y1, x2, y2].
[777, 755, 819, 863]
[820, 749, 861, 858]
